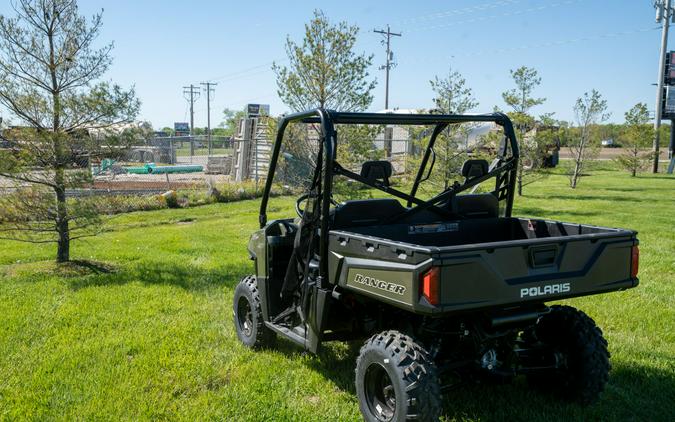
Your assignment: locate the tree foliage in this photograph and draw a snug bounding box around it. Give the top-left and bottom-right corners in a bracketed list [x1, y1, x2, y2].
[501, 66, 547, 196]
[615, 103, 654, 176]
[272, 10, 376, 112]
[568, 90, 609, 188]
[0, 0, 139, 262]
[417, 68, 479, 190]
[272, 10, 378, 196]
[220, 108, 246, 138]
[430, 69, 478, 115]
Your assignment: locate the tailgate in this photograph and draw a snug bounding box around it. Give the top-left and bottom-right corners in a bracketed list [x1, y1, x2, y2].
[435, 233, 638, 312]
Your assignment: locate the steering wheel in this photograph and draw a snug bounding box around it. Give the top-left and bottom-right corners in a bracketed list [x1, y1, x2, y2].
[295, 193, 310, 218]
[295, 193, 340, 218]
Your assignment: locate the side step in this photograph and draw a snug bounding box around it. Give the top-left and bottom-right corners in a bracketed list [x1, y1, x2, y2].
[265, 321, 307, 348]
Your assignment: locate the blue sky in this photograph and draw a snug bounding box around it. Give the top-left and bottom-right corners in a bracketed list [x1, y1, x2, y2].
[0, 0, 667, 128]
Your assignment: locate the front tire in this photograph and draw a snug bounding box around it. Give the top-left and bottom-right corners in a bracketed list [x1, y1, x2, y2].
[527, 305, 610, 405]
[233, 275, 275, 349]
[355, 330, 441, 422]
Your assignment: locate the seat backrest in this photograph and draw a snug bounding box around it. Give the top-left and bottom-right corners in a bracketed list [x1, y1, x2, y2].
[360, 160, 392, 186]
[454, 193, 499, 219]
[332, 198, 405, 229]
[461, 159, 489, 181]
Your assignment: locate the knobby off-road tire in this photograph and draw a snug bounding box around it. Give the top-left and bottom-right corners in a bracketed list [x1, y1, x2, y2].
[527, 305, 610, 405]
[233, 275, 275, 349]
[355, 330, 441, 422]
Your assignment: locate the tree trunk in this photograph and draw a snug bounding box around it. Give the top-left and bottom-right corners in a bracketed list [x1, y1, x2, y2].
[570, 129, 587, 189]
[56, 218, 70, 262]
[49, 25, 69, 263]
[516, 126, 525, 196]
[54, 167, 69, 262]
[571, 152, 582, 188]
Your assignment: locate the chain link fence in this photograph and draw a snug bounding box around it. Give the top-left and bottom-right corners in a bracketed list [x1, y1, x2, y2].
[1, 121, 504, 220]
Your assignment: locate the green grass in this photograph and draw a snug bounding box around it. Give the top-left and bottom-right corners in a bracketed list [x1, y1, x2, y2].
[0, 170, 673, 421]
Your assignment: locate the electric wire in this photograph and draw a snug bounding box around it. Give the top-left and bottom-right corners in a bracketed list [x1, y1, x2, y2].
[405, 0, 590, 33]
[399, 0, 524, 25]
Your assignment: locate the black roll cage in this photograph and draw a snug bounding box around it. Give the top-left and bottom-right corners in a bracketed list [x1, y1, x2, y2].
[259, 108, 519, 281]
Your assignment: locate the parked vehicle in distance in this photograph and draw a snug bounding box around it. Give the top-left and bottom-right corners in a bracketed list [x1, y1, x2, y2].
[233, 109, 640, 421]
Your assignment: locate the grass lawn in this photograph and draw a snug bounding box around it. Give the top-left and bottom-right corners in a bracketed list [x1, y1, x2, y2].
[0, 169, 673, 421]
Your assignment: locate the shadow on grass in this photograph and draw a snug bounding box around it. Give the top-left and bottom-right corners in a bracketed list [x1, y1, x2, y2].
[1, 259, 117, 279]
[524, 193, 648, 203]
[515, 206, 601, 218]
[602, 185, 672, 193]
[270, 337, 360, 395]
[278, 339, 674, 421]
[620, 175, 675, 181]
[66, 260, 250, 291]
[558, 195, 644, 203]
[439, 362, 674, 421]
[69, 259, 116, 274]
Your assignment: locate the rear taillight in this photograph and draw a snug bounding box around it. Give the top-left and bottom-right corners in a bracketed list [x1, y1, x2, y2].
[420, 267, 440, 306]
[631, 245, 639, 278]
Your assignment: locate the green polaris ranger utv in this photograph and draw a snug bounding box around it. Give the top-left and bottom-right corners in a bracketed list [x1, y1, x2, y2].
[232, 109, 639, 421]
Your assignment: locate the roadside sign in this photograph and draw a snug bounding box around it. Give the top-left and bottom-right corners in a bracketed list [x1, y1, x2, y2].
[662, 86, 675, 119]
[174, 122, 189, 136]
[247, 104, 270, 117]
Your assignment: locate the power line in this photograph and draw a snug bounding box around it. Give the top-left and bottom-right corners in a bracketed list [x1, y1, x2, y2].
[374, 25, 402, 110]
[200, 81, 217, 154]
[405, 0, 589, 33]
[182, 84, 200, 136]
[390, 27, 657, 68]
[447, 27, 659, 59]
[399, 0, 522, 25]
[207, 59, 287, 82]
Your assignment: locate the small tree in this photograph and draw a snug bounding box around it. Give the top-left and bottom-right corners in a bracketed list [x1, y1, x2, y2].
[273, 9, 375, 112]
[220, 108, 246, 137]
[616, 103, 654, 176]
[273, 10, 377, 190]
[568, 90, 609, 188]
[502, 66, 546, 195]
[159, 127, 175, 136]
[530, 113, 562, 171]
[0, 0, 139, 262]
[423, 68, 479, 189]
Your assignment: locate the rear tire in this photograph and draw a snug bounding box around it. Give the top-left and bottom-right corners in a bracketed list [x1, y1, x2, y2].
[527, 305, 610, 405]
[355, 330, 441, 422]
[233, 275, 275, 349]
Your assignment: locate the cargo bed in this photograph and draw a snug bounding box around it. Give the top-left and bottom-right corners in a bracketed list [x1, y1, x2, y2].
[328, 217, 639, 314]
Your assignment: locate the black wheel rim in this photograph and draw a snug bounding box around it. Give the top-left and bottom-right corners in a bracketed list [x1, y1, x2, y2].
[236, 296, 253, 338]
[364, 362, 396, 421]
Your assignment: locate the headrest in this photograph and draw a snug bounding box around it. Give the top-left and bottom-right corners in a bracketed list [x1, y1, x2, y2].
[360, 160, 392, 186]
[461, 159, 489, 180]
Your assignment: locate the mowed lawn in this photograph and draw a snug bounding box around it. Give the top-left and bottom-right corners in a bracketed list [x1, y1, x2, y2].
[0, 170, 673, 421]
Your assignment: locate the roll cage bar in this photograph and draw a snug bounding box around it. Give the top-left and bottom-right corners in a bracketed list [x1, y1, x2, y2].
[259, 108, 519, 280]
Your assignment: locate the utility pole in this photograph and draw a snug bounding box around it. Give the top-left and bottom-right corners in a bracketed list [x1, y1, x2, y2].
[182, 84, 200, 136]
[653, 0, 672, 173]
[374, 25, 401, 110]
[201, 81, 217, 155]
